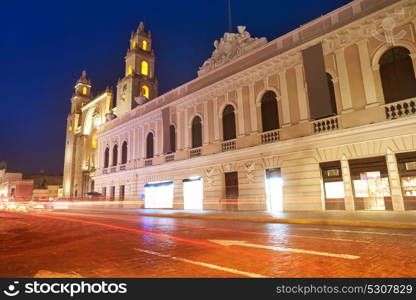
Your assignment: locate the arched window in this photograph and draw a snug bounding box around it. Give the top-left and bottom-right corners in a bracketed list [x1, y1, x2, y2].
[112, 144, 118, 166]
[169, 125, 176, 153]
[142, 40, 148, 51]
[104, 148, 109, 168]
[380, 47, 416, 104]
[141, 61, 149, 76]
[326, 73, 338, 116]
[191, 116, 203, 149]
[82, 87, 87, 95]
[222, 105, 236, 141]
[261, 91, 279, 132]
[146, 132, 154, 159]
[128, 65, 133, 75]
[121, 141, 128, 164]
[141, 85, 150, 99]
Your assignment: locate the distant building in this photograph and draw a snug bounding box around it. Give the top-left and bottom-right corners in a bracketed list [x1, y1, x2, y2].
[24, 171, 63, 200]
[64, 0, 416, 212]
[0, 166, 63, 202]
[0, 168, 33, 202]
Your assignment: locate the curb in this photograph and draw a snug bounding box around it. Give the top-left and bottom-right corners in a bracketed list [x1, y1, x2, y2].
[111, 211, 416, 230]
[29, 207, 416, 230]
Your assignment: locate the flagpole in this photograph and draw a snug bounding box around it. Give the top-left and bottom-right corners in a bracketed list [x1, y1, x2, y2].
[228, 0, 232, 32]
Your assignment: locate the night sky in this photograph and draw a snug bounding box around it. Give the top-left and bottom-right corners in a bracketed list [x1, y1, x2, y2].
[0, 0, 350, 175]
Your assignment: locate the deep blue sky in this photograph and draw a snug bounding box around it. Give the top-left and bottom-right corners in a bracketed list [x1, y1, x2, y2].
[0, 0, 350, 175]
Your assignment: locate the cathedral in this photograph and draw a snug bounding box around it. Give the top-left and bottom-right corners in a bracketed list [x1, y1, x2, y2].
[64, 0, 416, 212]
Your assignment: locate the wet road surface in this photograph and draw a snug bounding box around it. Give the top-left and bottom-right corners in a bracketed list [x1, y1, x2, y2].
[1, 209, 415, 278]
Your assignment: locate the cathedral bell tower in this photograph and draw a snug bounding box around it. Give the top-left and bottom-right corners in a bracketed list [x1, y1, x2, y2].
[71, 70, 92, 113]
[116, 22, 158, 116]
[63, 71, 93, 198]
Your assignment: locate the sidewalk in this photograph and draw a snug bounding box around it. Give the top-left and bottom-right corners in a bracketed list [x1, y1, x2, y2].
[60, 204, 416, 229]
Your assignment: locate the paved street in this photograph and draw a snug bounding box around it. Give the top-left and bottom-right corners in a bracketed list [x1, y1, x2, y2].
[1, 209, 416, 278]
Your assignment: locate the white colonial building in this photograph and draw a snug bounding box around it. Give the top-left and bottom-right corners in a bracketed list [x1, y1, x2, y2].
[64, 0, 416, 212]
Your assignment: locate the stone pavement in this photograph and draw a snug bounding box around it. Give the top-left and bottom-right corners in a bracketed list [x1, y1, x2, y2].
[2, 210, 416, 278]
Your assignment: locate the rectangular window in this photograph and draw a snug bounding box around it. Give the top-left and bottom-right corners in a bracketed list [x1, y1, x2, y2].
[349, 156, 392, 211]
[224, 172, 239, 211]
[320, 161, 345, 210]
[396, 152, 416, 210]
[102, 187, 107, 198]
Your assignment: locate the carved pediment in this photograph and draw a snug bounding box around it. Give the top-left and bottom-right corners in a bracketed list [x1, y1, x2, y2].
[198, 26, 267, 77]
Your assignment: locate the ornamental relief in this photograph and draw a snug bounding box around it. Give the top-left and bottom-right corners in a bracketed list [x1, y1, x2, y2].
[199, 26, 268, 76]
[243, 162, 257, 184]
[204, 167, 218, 185]
[222, 162, 238, 173]
[323, 1, 416, 53]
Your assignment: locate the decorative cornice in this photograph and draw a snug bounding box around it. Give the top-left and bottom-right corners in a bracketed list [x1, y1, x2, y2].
[99, 0, 415, 139]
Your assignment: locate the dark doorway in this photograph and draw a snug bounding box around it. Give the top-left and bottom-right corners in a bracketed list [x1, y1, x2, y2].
[224, 172, 239, 211]
[110, 186, 115, 201]
[119, 185, 125, 201]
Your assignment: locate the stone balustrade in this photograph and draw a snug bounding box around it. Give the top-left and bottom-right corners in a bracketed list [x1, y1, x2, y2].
[222, 140, 236, 152]
[261, 129, 280, 144]
[165, 153, 175, 163]
[190, 148, 202, 158]
[385, 98, 416, 120]
[144, 159, 153, 167]
[313, 116, 340, 134]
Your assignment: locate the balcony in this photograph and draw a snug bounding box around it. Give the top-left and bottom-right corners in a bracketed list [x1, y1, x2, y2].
[144, 159, 153, 167]
[165, 153, 175, 163]
[313, 116, 340, 134]
[103, 168, 108, 174]
[119, 164, 126, 171]
[261, 129, 280, 144]
[385, 98, 416, 120]
[222, 140, 236, 152]
[190, 148, 202, 158]
[110, 167, 117, 173]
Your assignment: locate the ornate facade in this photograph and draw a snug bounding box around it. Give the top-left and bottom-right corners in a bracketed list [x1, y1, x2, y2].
[64, 0, 416, 212]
